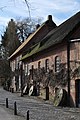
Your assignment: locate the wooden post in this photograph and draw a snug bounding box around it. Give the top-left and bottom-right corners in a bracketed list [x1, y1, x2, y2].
[12, 88, 14, 93]
[14, 101, 17, 115]
[20, 63, 23, 97]
[6, 98, 8, 108]
[45, 86, 49, 100]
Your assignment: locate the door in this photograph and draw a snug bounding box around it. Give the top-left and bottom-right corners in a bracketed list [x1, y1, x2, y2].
[75, 79, 80, 107]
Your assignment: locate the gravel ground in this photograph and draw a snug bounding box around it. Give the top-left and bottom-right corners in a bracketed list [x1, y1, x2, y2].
[0, 87, 80, 120]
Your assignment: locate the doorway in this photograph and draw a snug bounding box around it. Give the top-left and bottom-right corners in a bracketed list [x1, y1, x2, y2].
[75, 79, 80, 107]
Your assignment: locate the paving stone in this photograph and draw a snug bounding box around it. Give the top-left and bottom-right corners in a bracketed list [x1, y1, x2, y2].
[0, 87, 80, 120]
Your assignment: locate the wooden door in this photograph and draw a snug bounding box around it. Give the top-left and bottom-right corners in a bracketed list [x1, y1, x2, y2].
[75, 79, 80, 107]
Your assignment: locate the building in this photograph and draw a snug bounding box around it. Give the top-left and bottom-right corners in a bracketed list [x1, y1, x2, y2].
[8, 15, 57, 92]
[9, 11, 80, 107]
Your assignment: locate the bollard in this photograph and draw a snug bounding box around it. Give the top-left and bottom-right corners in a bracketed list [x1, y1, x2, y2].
[6, 98, 8, 108]
[26, 110, 29, 120]
[14, 101, 17, 115]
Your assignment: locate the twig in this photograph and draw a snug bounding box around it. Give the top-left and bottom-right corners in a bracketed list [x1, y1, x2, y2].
[0, 6, 6, 12]
[24, 0, 31, 20]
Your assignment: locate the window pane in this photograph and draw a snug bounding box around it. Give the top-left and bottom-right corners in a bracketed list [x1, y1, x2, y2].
[55, 56, 61, 72]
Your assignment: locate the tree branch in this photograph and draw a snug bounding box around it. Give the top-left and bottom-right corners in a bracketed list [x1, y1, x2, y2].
[0, 6, 6, 12]
[24, 0, 31, 20]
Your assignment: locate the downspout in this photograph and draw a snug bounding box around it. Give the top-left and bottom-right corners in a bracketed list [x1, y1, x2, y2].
[67, 39, 70, 106]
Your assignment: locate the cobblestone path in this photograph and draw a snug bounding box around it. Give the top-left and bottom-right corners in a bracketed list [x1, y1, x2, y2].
[0, 87, 80, 120]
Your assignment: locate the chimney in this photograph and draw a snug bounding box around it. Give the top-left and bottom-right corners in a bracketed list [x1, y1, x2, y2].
[48, 15, 52, 21]
[47, 15, 57, 30]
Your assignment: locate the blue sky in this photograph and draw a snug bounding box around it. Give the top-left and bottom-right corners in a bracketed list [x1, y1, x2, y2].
[0, 0, 80, 39]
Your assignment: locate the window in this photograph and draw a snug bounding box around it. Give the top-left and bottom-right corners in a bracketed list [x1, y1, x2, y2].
[15, 56, 20, 69]
[13, 60, 15, 71]
[31, 65, 34, 79]
[11, 61, 14, 72]
[55, 56, 61, 72]
[45, 59, 49, 72]
[24, 64, 29, 76]
[38, 61, 41, 69]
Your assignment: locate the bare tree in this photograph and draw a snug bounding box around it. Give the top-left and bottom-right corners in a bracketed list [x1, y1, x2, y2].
[16, 17, 42, 42]
[29, 62, 80, 89]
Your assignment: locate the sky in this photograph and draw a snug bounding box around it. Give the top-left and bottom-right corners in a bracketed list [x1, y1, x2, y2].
[0, 0, 80, 40]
